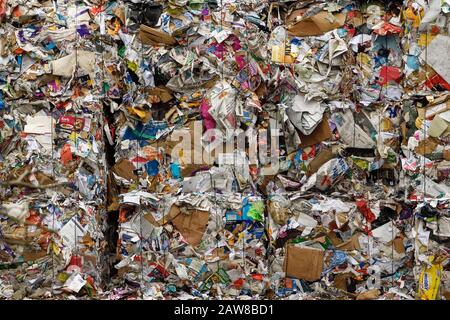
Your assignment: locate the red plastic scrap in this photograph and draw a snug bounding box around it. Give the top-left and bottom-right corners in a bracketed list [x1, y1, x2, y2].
[373, 22, 402, 35]
[425, 73, 450, 91]
[356, 199, 376, 223]
[379, 66, 402, 85]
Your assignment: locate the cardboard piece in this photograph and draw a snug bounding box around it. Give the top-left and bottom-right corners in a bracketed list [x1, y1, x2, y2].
[287, 11, 346, 37]
[22, 249, 48, 261]
[336, 234, 361, 251]
[444, 149, 450, 161]
[356, 289, 381, 300]
[35, 172, 54, 186]
[169, 205, 209, 247]
[112, 159, 137, 181]
[306, 146, 335, 176]
[415, 138, 438, 156]
[147, 86, 173, 103]
[283, 245, 324, 281]
[159, 120, 232, 175]
[333, 272, 354, 291]
[107, 172, 120, 211]
[144, 204, 209, 247]
[117, 266, 132, 278]
[143, 203, 179, 227]
[326, 231, 344, 247]
[299, 114, 332, 148]
[140, 24, 177, 46]
[393, 237, 405, 254]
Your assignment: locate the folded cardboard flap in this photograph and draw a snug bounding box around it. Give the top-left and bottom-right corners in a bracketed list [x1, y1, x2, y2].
[287, 11, 346, 37]
[144, 205, 209, 246]
[159, 120, 228, 173]
[333, 272, 354, 291]
[34, 172, 54, 185]
[140, 24, 177, 46]
[172, 209, 209, 247]
[306, 146, 335, 176]
[112, 159, 137, 181]
[283, 245, 324, 281]
[414, 138, 439, 156]
[170, 205, 209, 247]
[299, 114, 332, 148]
[143, 203, 182, 227]
[147, 86, 173, 103]
[356, 289, 381, 300]
[335, 233, 361, 251]
[393, 237, 405, 254]
[22, 248, 48, 261]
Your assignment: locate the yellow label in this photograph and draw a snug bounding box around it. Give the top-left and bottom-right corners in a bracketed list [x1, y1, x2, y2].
[418, 257, 442, 300]
[52, 240, 61, 255]
[272, 45, 286, 63]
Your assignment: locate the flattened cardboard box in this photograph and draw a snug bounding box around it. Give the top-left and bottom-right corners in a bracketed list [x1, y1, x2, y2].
[112, 158, 138, 181]
[298, 114, 332, 148]
[283, 245, 324, 281]
[306, 146, 335, 176]
[287, 11, 346, 37]
[144, 204, 209, 247]
[140, 24, 176, 46]
[172, 208, 209, 247]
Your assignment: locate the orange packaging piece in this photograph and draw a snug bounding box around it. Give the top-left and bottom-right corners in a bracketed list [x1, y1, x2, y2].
[90, 5, 105, 15]
[12, 5, 21, 17]
[61, 143, 73, 165]
[233, 278, 244, 289]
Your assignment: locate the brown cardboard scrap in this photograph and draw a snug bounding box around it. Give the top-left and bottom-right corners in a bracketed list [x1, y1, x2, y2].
[147, 86, 173, 103]
[283, 245, 324, 281]
[299, 114, 332, 148]
[34, 172, 54, 186]
[356, 289, 381, 300]
[158, 120, 228, 173]
[22, 249, 48, 261]
[414, 138, 438, 155]
[444, 148, 450, 160]
[287, 11, 347, 37]
[169, 205, 209, 247]
[140, 24, 177, 46]
[333, 272, 354, 291]
[393, 237, 405, 254]
[306, 146, 335, 176]
[144, 204, 209, 247]
[326, 231, 344, 247]
[336, 234, 361, 251]
[112, 159, 137, 181]
[417, 95, 450, 120]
